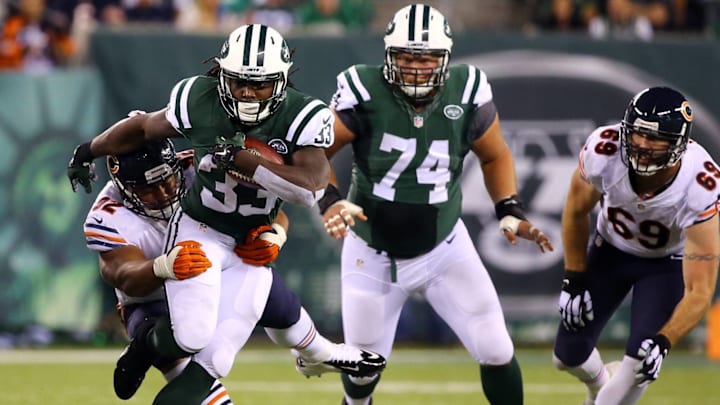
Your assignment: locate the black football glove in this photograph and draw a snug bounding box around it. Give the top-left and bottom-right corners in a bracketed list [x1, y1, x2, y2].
[558, 270, 594, 332]
[634, 334, 671, 387]
[67, 142, 97, 193]
[210, 143, 245, 172]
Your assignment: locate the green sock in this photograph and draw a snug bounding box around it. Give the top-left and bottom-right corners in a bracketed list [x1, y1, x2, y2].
[149, 315, 193, 359]
[153, 361, 215, 405]
[341, 372, 381, 399]
[480, 356, 523, 405]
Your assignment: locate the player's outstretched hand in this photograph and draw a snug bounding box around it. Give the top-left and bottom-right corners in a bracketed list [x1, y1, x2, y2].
[235, 223, 287, 266]
[322, 200, 367, 239]
[634, 335, 671, 387]
[498, 216, 554, 253]
[153, 241, 212, 280]
[67, 142, 98, 193]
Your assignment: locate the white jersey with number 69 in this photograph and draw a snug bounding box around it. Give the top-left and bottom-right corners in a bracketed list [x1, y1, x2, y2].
[579, 123, 719, 258]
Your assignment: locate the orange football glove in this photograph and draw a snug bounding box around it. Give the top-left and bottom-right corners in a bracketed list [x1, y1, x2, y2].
[234, 224, 287, 266]
[153, 241, 212, 280]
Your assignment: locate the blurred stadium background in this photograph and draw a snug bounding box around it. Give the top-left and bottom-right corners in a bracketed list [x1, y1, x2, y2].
[2, 0, 720, 403]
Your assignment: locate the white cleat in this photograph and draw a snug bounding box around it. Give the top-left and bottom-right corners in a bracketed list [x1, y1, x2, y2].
[293, 344, 386, 378]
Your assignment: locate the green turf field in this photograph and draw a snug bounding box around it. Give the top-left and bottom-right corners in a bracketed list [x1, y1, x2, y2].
[1, 344, 718, 404]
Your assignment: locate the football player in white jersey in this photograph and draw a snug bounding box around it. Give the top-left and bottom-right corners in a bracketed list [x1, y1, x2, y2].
[70, 25, 386, 404]
[553, 86, 720, 405]
[83, 139, 233, 403]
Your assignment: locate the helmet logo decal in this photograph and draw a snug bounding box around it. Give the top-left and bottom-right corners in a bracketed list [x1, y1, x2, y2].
[680, 101, 693, 122]
[443, 105, 463, 120]
[280, 41, 290, 63]
[444, 19, 452, 38]
[385, 20, 396, 36]
[220, 40, 229, 59]
[268, 138, 289, 154]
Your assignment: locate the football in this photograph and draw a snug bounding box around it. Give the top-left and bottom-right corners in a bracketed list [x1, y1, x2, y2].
[227, 137, 285, 189]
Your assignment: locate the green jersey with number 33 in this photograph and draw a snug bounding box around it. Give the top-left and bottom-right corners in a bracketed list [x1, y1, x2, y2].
[166, 75, 333, 241]
[331, 64, 495, 257]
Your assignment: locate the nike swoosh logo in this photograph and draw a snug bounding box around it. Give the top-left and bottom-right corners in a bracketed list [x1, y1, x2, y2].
[92, 216, 104, 224]
[363, 351, 381, 360]
[339, 365, 360, 372]
[445, 234, 456, 244]
[322, 116, 330, 125]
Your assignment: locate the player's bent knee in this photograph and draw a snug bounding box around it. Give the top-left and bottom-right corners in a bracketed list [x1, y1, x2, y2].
[205, 347, 236, 378]
[552, 353, 570, 371]
[173, 323, 216, 353]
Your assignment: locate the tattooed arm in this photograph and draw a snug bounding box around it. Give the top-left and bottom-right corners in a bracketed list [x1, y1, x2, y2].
[657, 215, 720, 345]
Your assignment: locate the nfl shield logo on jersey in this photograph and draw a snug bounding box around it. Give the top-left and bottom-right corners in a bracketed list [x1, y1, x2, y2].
[413, 115, 424, 128]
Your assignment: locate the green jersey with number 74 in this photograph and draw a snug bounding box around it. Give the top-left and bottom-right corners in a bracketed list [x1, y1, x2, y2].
[331, 64, 496, 257]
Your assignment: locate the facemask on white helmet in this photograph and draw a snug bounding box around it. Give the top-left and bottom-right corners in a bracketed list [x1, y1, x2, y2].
[216, 24, 293, 125]
[383, 4, 453, 102]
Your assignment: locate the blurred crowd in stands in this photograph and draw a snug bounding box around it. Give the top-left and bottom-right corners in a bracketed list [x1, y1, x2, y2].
[0, 0, 716, 73]
[0, 0, 374, 72]
[529, 0, 711, 41]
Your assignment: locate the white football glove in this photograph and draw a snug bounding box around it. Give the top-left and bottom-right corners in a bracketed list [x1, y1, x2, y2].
[634, 335, 671, 387]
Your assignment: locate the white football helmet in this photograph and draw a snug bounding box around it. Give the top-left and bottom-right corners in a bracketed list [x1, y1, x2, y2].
[216, 24, 293, 125]
[383, 4, 453, 101]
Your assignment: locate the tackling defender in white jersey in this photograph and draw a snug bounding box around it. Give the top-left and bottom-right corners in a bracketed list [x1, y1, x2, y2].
[553, 86, 720, 405]
[83, 140, 233, 403]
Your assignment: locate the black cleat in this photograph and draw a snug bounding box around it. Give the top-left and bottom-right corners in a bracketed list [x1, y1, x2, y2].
[113, 319, 156, 399]
[294, 344, 386, 378]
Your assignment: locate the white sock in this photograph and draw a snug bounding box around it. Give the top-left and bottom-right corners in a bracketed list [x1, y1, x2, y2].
[554, 348, 608, 399]
[264, 307, 333, 362]
[596, 355, 648, 405]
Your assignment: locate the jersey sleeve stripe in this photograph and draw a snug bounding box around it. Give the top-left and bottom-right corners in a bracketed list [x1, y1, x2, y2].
[461, 65, 477, 104]
[85, 222, 120, 233]
[472, 70, 493, 107]
[84, 231, 127, 244]
[698, 203, 718, 220]
[178, 76, 198, 129]
[347, 66, 371, 102]
[166, 80, 182, 129]
[86, 240, 125, 250]
[167, 76, 199, 130]
[286, 100, 325, 142]
[333, 72, 359, 110]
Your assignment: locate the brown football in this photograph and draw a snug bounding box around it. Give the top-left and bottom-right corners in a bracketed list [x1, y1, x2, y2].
[227, 137, 285, 189]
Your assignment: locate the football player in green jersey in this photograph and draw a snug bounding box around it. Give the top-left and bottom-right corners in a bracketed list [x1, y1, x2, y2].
[307, 4, 555, 405]
[68, 24, 386, 404]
